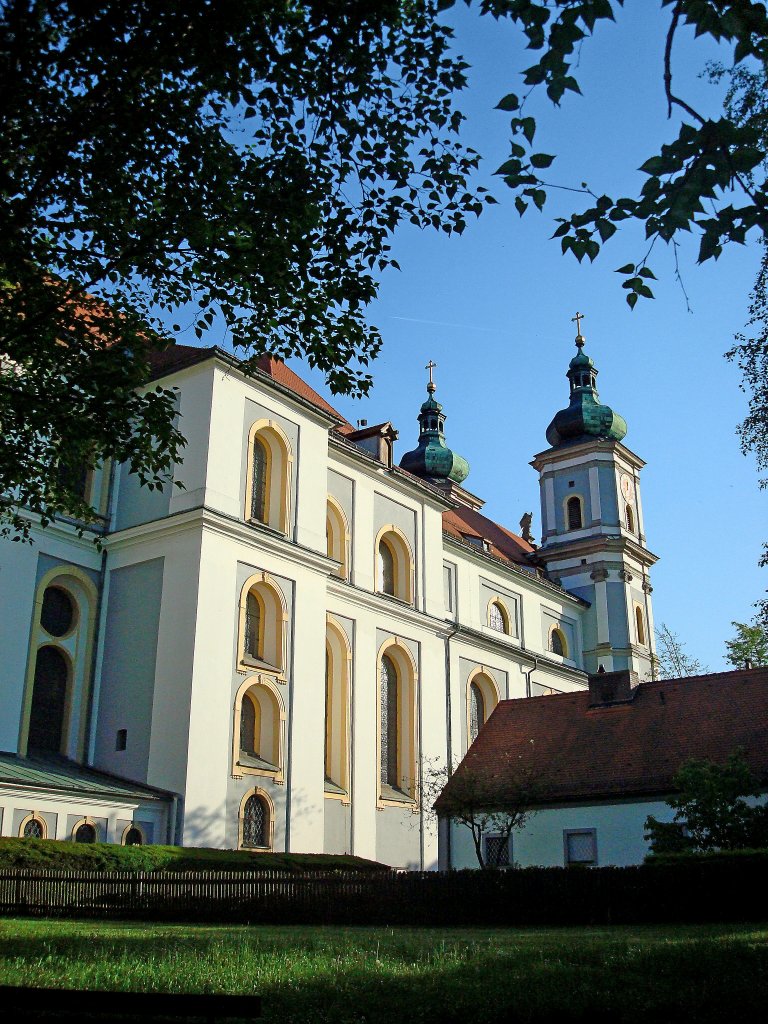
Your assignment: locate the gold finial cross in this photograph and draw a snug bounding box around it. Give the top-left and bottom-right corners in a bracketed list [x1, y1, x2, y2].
[571, 311, 585, 336]
[425, 360, 437, 389]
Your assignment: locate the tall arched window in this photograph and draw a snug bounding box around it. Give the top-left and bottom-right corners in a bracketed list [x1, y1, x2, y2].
[250, 436, 268, 524]
[241, 793, 270, 849]
[40, 586, 75, 637]
[378, 539, 395, 596]
[325, 618, 351, 795]
[626, 504, 635, 532]
[635, 605, 646, 646]
[469, 682, 485, 744]
[549, 627, 567, 657]
[244, 590, 262, 660]
[28, 646, 69, 753]
[375, 528, 413, 603]
[566, 496, 583, 531]
[236, 682, 281, 772]
[245, 421, 292, 532]
[488, 601, 509, 634]
[239, 576, 285, 674]
[326, 498, 349, 580]
[380, 654, 399, 790]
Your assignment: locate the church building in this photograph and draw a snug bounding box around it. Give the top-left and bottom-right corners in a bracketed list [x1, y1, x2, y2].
[0, 320, 658, 868]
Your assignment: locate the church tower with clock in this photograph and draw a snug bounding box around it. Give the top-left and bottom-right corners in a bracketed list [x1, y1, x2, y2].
[531, 315, 658, 679]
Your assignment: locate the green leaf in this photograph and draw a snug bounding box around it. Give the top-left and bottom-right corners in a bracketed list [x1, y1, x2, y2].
[529, 153, 555, 169]
[496, 93, 520, 112]
[615, 263, 635, 274]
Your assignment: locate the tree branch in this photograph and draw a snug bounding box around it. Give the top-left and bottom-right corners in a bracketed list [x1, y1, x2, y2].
[664, 4, 705, 125]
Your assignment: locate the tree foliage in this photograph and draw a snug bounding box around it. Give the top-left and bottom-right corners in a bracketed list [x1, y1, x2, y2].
[645, 749, 768, 853]
[724, 618, 768, 666]
[655, 622, 708, 678]
[0, 0, 490, 537]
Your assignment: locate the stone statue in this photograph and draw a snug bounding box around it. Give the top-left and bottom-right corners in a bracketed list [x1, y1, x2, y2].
[519, 511, 534, 545]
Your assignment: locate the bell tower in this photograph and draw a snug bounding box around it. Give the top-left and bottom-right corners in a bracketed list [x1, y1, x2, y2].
[531, 315, 658, 678]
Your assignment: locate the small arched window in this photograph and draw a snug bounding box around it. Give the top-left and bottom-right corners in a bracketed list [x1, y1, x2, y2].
[488, 601, 509, 634]
[378, 539, 395, 596]
[626, 504, 635, 532]
[635, 606, 646, 646]
[566, 496, 583, 531]
[469, 682, 485, 744]
[380, 654, 399, 789]
[123, 826, 144, 846]
[242, 794, 269, 849]
[21, 816, 46, 839]
[28, 646, 69, 753]
[326, 498, 349, 580]
[550, 627, 567, 658]
[240, 691, 258, 755]
[250, 435, 269, 524]
[235, 681, 282, 774]
[74, 823, 96, 844]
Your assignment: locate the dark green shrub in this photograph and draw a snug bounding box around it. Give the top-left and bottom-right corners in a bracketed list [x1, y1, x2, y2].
[0, 838, 387, 873]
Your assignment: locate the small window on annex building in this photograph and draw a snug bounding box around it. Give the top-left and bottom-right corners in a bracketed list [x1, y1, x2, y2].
[564, 828, 597, 867]
[484, 835, 511, 868]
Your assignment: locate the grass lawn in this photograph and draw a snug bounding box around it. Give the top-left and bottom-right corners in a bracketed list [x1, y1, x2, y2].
[0, 918, 766, 1022]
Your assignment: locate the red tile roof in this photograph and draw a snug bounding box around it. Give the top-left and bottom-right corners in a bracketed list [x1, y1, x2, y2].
[442, 506, 535, 567]
[435, 668, 768, 810]
[146, 345, 349, 423]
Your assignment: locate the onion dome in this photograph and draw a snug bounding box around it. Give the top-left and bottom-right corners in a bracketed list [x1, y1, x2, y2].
[545, 320, 627, 448]
[399, 362, 470, 485]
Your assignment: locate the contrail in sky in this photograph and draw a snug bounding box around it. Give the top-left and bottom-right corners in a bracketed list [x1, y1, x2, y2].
[390, 315, 500, 333]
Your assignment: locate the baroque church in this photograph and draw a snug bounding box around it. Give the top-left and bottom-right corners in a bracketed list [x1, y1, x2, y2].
[0, 320, 658, 868]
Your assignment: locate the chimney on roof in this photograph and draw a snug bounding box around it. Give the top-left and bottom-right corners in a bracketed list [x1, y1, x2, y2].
[357, 419, 368, 428]
[588, 669, 640, 707]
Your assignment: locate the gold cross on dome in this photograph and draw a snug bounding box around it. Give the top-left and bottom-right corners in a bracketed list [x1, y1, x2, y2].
[571, 311, 585, 336]
[425, 360, 437, 387]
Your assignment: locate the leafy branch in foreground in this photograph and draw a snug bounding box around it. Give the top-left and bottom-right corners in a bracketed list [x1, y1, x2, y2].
[1, 0, 492, 537]
[472, 0, 768, 307]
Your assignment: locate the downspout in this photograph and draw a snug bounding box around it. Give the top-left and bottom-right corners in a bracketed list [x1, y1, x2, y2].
[85, 458, 117, 765]
[519, 649, 539, 699]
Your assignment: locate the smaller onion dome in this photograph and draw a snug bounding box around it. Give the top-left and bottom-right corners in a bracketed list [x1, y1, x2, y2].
[545, 322, 627, 448]
[399, 362, 469, 485]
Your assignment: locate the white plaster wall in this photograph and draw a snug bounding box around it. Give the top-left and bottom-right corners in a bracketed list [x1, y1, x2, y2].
[449, 798, 677, 869]
[0, 788, 168, 843]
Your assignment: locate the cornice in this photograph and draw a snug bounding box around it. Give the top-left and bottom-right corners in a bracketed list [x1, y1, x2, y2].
[536, 533, 659, 568]
[326, 578, 447, 632]
[531, 437, 646, 472]
[445, 623, 589, 685]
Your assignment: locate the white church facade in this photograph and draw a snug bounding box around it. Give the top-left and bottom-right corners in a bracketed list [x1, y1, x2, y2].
[0, 325, 658, 868]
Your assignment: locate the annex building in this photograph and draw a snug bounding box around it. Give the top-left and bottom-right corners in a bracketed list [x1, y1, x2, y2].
[0, 324, 659, 868]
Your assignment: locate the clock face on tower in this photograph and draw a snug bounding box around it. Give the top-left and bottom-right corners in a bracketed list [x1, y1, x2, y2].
[620, 473, 633, 503]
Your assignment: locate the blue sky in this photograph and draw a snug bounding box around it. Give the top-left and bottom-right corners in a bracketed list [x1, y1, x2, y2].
[285, 3, 766, 671]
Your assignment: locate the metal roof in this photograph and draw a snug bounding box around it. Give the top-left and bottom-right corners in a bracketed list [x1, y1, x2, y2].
[0, 752, 173, 803]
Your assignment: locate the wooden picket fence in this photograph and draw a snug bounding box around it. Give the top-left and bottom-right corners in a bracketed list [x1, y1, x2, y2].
[1, 860, 767, 925]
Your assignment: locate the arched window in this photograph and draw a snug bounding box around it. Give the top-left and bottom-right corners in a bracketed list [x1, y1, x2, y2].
[378, 642, 417, 802]
[380, 654, 399, 790]
[239, 577, 285, 674]
[245, 422, 291, 532]
[74, 822, 96, 843]
[566, 496, 583, 531]
[241, 793, 270, 849]
[244, 590, 262, 661]
[378, 539, 395, 596]
[20, 816, 46, 839]
[469, 682, 485, 744]
[325, 619, 350, 794]
[626, 504, 635, 532]
[550, 627, 568, 658]
[635, 605, 646, 646]
[467, 672, 499, 749]
[326, 498, 349, 580]
[488, 601, 510, 634]
[250, 436, 268, 524]
[123, 826, 144, 846]
[28, 646, 69, 753]
[236, 683, 281, 771]
[376, 528, 413, 603]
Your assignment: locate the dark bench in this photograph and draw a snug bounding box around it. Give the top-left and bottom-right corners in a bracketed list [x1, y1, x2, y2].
[0, 985, 261, 1022]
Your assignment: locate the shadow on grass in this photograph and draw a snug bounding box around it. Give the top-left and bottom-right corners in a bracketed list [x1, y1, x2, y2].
[0, 922, 765, 1023]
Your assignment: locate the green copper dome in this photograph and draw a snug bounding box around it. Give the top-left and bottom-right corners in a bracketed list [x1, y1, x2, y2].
[546, 331, 627, 448]
[400, 372, 469, 485]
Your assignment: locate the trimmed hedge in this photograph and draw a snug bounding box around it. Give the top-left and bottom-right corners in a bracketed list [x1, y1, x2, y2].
[646, 847, 768, 866]
[0, 838, 388, 874]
